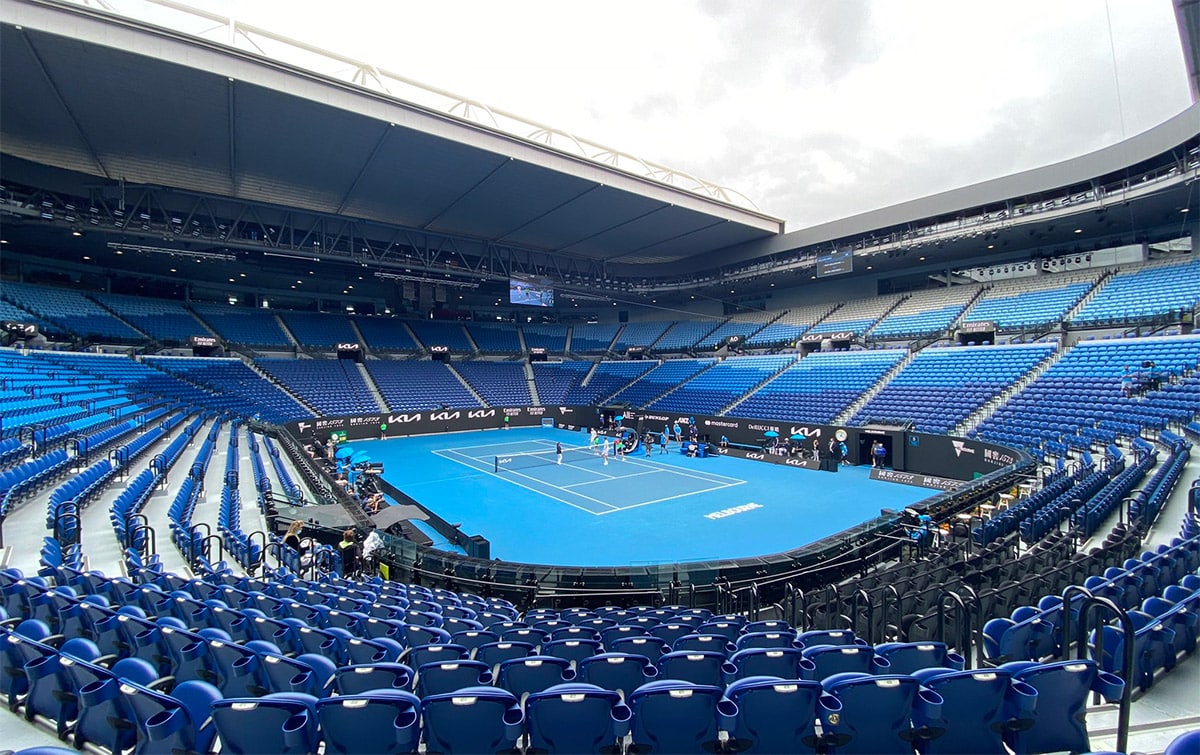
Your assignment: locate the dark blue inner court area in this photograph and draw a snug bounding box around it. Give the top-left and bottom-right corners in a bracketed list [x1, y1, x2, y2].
[344, 426, 930, 567]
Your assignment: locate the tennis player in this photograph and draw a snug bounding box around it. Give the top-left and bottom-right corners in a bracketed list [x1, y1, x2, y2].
[601, 438, 610, 466]
[659, 432, 667, 454]
[615, 440, 625, 462]
[556, 441, 563, 465]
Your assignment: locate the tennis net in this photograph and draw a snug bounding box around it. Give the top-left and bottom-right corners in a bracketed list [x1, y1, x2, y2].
[494, 443, 600, 473]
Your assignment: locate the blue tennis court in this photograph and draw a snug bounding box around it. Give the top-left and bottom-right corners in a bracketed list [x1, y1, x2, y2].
[343, 426, 932, 567]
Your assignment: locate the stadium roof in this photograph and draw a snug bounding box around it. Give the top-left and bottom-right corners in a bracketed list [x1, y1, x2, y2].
[0, 0, 782, 269]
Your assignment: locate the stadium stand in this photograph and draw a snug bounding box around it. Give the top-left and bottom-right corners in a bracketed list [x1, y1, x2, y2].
[258, 358, 381, 416]
[277, 311, 360, 349]
[746, 302, 837, 348]
[805, 294, 903, 336]
[654, 320, 722, 352]
[521, 323, 570, 353]
[612, 321, 673, 352]
[1, 281, 143, 342]
[454, 361, 533, 406]
[563, 360, 654, 405]
[527, 361, 588, 406]
[695, 313, 776, 349]
[467, 323, 523, 353]
[365, 360, 483, 410]
[974, 335, 1200, 452]
[570, 323, 622, 353]
[0, 299, 60, 338]
[607, 358, 716, 407]
[530, 360, 592, 404]
[352, 315, 421, 351]
[869, 286, 980, 340]
[407, 320, 474, 352]
[92, 292, 212, 345]
[1071, 257, 1200, 326]
[729, 349, 907, 423]
[851, 343, 1056, 433]
[649, 354, 796, 415]
[190, 302, 292, 348]
[144, 356, 311, 423]
[962, 272, 1098, 332]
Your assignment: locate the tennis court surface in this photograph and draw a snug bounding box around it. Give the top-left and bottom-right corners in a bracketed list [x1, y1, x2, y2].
[343, 426, 931, 567]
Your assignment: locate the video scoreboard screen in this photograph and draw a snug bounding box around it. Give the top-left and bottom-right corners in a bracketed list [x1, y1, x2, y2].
[510, 276, 554, 307]
[816, 249, 854, 278]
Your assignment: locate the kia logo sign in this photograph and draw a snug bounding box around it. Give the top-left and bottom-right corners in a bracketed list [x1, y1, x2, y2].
[388, 414, 421, 424]
[746, 452, 765, 460]
[430, 411, 461, 421]
[468, 409, 496, 419]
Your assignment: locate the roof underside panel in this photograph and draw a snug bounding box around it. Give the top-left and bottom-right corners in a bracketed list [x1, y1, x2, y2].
[21, 27, 235, 196]
[338, 129, 507, 229]
[503, 186, 668, 254]
[425, 159, 600, 242]
[0, 26, 113, 178]
[624, 219, 775, 265]
[565, 205, 733, 260]
[233, 84, 395, 214]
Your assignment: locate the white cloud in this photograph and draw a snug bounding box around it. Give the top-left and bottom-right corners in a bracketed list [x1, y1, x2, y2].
[170, 0, 1193, 227]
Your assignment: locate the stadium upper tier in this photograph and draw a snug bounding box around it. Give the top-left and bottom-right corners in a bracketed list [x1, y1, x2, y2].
[1, 257, 1196, 354]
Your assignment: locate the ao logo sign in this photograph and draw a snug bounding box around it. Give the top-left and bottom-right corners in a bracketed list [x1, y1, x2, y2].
[430, 411, 461, 421]
[388, 414, 421, 424]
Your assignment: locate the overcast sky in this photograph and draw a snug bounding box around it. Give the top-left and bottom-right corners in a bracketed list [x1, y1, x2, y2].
[142, 0, 1191, 229]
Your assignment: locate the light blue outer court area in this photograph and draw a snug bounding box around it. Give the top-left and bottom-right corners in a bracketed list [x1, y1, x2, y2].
[343, 426, 931, 567]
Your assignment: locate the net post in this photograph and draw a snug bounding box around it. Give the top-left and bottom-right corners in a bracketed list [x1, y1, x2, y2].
[494, 455, 500, 473]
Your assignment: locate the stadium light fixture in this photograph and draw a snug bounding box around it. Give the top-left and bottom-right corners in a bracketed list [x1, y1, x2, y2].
[106, 242, 235, 261]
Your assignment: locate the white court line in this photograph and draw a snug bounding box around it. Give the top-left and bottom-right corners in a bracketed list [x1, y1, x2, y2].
[533, 437, 746, 486]
[432, 448, 615, 515]
[563, 469, 666, 488]
[595, 479, 748, 515]
[434, 441, 746, 516]
[436, 439, 559, 453]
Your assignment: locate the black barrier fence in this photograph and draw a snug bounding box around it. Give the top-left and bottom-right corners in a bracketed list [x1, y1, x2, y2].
[286, 407, 1020, 483]
[280, 406, 1033, 610]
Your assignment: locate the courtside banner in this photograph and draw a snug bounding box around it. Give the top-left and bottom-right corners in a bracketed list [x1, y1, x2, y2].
[287, 405, 592, 440]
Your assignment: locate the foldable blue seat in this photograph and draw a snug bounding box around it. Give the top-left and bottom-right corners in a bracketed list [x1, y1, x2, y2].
[476, 640, 536, 672]
[1089, 617, 1176, 691]
[609, 634, 670, 663]
[650, 622, 696, 647]
[450, 628, 499, 656]
[982, 614, 1055, 663]
[345, 635, 404, 665]
[421, 686, 524, 754]
[403, 624, 451, 647]
[874, 642, 966, 675]
[206, 635, 269, 697]
[627, 679, 735, 754]
[60, 656, 160, 752]
[911, 667, 1037, 754]
[797, 629, 863, 648]
[415, 659, 493, 698]
[728, 647, 813, 681]
[820, 672, 943, 755]
[209, 692, 321, 755]
[801, 644, 889, 680]
[577, 652, 658, 699]
[403, 642, 468, 670]
[672, 632, 736, 657]
[158, 622, 219, 687]
[543, 637, 603, 668]
[121, 677, 221, 755]
[1142, 594, 1199, 658]
[736, 630, 800, 651]
[332, 661, 414, 695]
[525, 683, 632, 754]
[998, 659, 1124, 755]
[496, 654, 576, 700]
[316, 689, 422, 755]
[601, 624, 648, 647]
[657, 650, 736, 687]
[724, 676, 838, 754]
